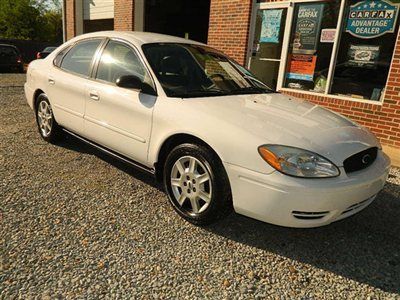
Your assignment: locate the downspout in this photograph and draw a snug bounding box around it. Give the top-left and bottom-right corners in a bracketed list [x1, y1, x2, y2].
[62, 0, 66, 42]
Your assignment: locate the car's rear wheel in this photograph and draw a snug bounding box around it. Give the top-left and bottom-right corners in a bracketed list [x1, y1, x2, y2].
[35, 94, 62, 143]
[163, 143, 232, 225]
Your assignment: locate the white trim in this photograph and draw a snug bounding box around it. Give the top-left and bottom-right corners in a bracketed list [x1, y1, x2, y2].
[259, 58, 281, 62]
[75, 0, 83, 36]
[134, 0, 145, 31]
[259, 2, 290, 10]
[279, 88, 384, 106]
[277, 3, 294, 90]
[325, 0, 346, 94]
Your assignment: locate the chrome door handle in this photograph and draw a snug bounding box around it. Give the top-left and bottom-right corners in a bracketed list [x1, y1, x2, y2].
[89, 92, 99, 101]
[48, 77, 55, 85]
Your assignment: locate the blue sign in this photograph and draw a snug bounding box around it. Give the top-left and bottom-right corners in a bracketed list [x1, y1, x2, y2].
[346, 0, 399, 39]
[293, 3, 325, 54]
[260, 9, 283, 43]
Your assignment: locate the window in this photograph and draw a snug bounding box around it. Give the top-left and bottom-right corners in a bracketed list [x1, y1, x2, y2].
[330, 0, 399, 100]
[254, 0, 400, 103]
[54, 45, 72, 67]
[143, 43, 271, 98]
[0, 46, 18, 58]
[284, 1, 341, 92]
[60, 39, 102, 76]
[96, 40, 153, 87]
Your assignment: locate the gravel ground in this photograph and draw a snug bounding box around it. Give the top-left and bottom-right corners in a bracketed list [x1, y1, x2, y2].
[1, 73, 400, 299]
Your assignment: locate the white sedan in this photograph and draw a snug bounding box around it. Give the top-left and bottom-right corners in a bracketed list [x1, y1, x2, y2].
[25, 31, 390, 228]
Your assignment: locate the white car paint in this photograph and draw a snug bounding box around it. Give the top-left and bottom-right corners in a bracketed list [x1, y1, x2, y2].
[25, 31, 391, 228]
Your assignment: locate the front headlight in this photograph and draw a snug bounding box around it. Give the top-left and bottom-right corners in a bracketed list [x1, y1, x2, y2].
[258, 145, 340, 178]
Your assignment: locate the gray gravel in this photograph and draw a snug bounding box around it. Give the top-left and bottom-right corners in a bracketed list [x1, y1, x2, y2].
[1, 74, 400, 299]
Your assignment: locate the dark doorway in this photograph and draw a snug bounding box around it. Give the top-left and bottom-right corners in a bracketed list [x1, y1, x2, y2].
[145, 0, 210, 43]
[83, 19, 114, 34]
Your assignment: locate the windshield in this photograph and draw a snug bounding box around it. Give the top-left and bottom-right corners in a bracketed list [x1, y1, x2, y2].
[142, 43, 274, 98]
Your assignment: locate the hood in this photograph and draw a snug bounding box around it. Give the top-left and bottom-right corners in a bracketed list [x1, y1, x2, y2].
[188, 93, 380, 166]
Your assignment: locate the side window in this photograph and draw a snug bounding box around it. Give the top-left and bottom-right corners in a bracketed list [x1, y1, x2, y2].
[60, 39, 102, 76]
[96, 40, 153, 87]
[53, 45, 71, 67]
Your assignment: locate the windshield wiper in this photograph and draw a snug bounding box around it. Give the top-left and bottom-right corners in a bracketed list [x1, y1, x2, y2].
[169, 88, 229, 98]
[228, 86, 274, 95]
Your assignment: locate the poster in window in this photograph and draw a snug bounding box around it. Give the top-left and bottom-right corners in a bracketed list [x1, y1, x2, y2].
[286, 55, 317, 81]
[347, 44, 380, 68]
[346, 0, 399, 39]
[320, 28, 336, 43]
[260, 9, 283, 43]
[292, 3, 325, 54]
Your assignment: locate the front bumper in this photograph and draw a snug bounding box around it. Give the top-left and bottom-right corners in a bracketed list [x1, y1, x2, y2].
[224, 151, 390, 228]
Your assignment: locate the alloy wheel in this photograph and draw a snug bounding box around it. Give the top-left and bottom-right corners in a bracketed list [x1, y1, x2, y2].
[170, 156, 212, 215]
[37, 100, 53, 137]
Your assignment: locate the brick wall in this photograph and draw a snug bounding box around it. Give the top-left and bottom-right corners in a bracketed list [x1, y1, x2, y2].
[65, 0, 75, 40]
[208, 0, 253, 65]
[114, 0, 135, 31]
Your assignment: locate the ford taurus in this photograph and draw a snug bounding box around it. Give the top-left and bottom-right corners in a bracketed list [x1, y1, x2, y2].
[24, 31, 391, 227]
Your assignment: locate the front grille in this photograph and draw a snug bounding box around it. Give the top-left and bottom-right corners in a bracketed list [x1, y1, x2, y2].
[292, 211, 330, 220]
[343, 147, 378, 173]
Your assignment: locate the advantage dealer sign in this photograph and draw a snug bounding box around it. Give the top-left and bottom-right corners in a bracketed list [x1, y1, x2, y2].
[346, 0, 399, 38]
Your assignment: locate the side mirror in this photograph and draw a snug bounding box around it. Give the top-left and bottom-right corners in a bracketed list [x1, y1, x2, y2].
[116, 75, 157, 95]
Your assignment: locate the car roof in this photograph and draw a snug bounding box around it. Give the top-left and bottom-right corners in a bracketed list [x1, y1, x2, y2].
[68, 31, 206, 47]
[0, 44, 18, 49]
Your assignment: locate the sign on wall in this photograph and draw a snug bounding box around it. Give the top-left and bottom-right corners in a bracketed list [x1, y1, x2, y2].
[346, 0, 399, 38]
[286, 54, 317, 81]
[260, 9, 283, 43]
[293, 3, 325, 54]
[347, 44, 381, 67]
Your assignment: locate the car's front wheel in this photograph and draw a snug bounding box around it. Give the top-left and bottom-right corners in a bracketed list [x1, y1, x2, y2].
[163, 143, 232, 225]
[35, 94, 62, 143]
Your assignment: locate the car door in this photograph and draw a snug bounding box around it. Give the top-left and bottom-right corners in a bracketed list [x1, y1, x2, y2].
[47, 39, 103, 135]
[83, 39, 157, 165]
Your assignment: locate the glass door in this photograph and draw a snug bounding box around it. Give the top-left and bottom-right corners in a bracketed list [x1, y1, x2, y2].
[248, 5, 289, 90]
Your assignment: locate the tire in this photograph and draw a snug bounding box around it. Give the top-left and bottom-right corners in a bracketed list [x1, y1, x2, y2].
[163, 143, 232, 225]
[35, 93, 62, 143]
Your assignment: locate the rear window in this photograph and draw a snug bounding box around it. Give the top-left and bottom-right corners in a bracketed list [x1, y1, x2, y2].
[44, 47, 57, 52]
[0, 46, 18, 57]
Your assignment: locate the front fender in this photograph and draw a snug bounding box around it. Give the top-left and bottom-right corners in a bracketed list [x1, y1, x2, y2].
[148, 97, 276, 175]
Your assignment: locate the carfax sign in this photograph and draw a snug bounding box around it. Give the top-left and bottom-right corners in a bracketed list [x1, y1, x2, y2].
[346, 0, 399, 38]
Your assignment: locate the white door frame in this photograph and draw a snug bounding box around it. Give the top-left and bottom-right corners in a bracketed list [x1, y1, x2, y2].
[247, 1, 293, 90]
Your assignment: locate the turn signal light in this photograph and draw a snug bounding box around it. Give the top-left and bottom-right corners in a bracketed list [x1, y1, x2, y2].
[258, 147, 282, 171]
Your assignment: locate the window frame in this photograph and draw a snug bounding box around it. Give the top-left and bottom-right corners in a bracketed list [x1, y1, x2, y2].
[248, 0, 399, 105]
[91, 37, 158, 95]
